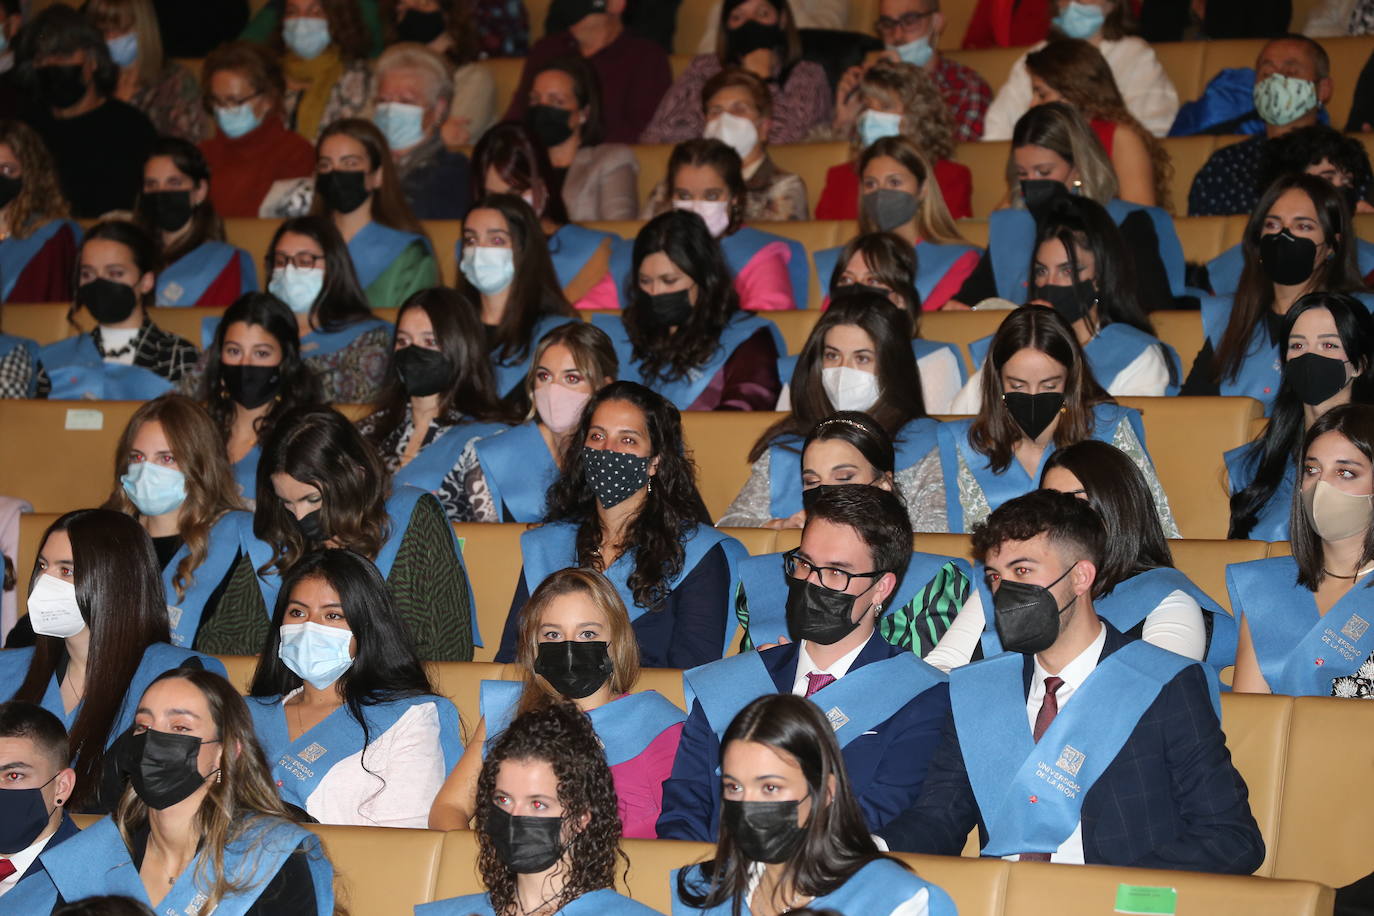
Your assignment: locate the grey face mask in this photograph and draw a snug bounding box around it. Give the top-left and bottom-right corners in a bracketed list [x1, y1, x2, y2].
[862, 189, 919, 232]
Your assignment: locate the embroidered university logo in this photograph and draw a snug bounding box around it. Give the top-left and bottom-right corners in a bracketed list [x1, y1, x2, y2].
[184, 893, 209, 915]
[825, 707, 849, 731]
[299, 743, 328, 763]
[166, 605, 183, 631]
[1342, 614, 1369, 641]
[1055, 745, 1086, 776]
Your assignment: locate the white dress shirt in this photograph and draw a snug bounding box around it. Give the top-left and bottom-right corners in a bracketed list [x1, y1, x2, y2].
[0, 826, 60, 897]
[791, 639, 867, 696]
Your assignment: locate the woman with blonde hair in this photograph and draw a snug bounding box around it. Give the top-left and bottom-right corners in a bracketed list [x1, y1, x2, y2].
[0, 120, 80, 304]
[817, 59, 972, 221]
[84, 0, 206, 141]
[429, 567, 684, 838]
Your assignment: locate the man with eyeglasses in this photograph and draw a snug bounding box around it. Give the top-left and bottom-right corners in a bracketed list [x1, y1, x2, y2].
[656, 484, 950, 842]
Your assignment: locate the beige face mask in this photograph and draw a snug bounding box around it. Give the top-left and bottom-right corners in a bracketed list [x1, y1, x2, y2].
[1303, 479, 1374, 541]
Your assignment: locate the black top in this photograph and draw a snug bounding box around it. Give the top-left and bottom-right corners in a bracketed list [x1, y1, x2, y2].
[1180, 309, 1283, 396]
[153, 0, 249, 57]
[152, 535, 183, 571]
[23, 98, 157, 217]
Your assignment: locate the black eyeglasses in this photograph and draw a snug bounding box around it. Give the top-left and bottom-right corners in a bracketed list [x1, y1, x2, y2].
[271, 252, 325, 270]
[875, 11, 934, 36]
[782, 548, 883, 593]
[209, 90, 263, 109]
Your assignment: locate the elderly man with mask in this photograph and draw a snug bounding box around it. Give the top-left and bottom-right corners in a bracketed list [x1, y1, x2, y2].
[370, 42, 472, 220]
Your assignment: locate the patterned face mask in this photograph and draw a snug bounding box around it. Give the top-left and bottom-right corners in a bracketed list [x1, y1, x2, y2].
[1253, 73, 1319, 127]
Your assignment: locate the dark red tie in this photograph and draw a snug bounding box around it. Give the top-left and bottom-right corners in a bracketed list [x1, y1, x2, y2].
[804, 672, 836, 697]
[0, 857, 16, 881]
[1020, 676, 1065, 862]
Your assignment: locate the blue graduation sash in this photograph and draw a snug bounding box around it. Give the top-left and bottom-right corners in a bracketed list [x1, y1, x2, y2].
[0, 333, 39, 396]
[720, 226, 809, 309]
[40, 814, 332, 916]
[233, 445, 261, 503]
[348, 221, 431, 290]
[950, 641, 1201, 858]
[1105, 199, 1185, 296]
[391, 420, 510, 495]
[0, 219, 78, 301]
[156, 241, 255, 306]
[490, 313, 580, 397]
[1199, 295, 1281, 411]
[672, 857, 955, 916]
[479, 681, 685, 765]
[1095, 566, 1238, 673]
[1223, 442, 1291, 541]
[683, 649, 946, 748]
[1207, 238, 1374, 296]
[473, 422, 559, 522]
[0, 862, 61, 913]
[203, 315, 392, 357]
[163, 510, 260, 648]
[421, 888, 659, 916]
[814, 240, 981, 310]
[38, 334, 174, 400]
[548, 223, 618, 290]
[248, 692, 462, 809]
[1229, 555, 1374, 696]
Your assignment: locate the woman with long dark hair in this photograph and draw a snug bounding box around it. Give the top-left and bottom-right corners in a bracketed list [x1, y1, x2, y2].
[591, 208, 784, 412]
[357, 287, 512, 522]
[1183, 174, 1370, 411]
[199, 407, 476, 661]
[721, 295, 935, 527]
[247, 549, 460, 826]
[1231, 404, 1374, 697]
[430, 568, 683, 837]
[672, 694, 954, 916]
[1228, 292, 1374, 541]
[495, 382, 748, 669]
[0, 510, 223, 813]
[420, 702, 657, 916]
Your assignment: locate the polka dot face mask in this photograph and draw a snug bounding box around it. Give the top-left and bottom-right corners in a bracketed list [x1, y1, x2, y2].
[582, 446, 651, 509]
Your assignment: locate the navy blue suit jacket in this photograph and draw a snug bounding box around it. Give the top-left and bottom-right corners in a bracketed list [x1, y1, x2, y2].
[12, 812, 78, 887]
[656, 632, 950, 841]
[879, 623, 1265, 874]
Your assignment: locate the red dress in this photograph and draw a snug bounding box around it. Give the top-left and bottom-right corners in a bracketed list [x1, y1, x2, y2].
[815, 159, 973, 221]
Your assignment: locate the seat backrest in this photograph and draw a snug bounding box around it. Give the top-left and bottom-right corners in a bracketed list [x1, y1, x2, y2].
[769, 142, 853, 217]
[453, 523, 528, 661]
[1163, 135, 1226, 215]
[421, 219, 463, 287]
[619, 838, 716, 913]
[16, 512, 59, 619]
[920, 310, 1011, 375]
[474, 57, 527, 122]
[1155, 40, 1210, 104]
[223, 217, 281, 266]
[215, 654, 258, 693]
[718, 526, 778, 556]
[674, 2, 715, 54]
[635, 666, 687, 711]
[433, 828, 486, 901]
[681, 411, 788, 521]
[1174, 216, 1230, 275]
[307, 823, 445, 916]
[634, 143, 676, 206]
[766, 309, 821, 355]
[0, 401, 142, 514]
[950, 139, 1010, 219]
[960, 219, 990, 249]
[1168, 539, 1269, 613]
[1149, 310, 1204, 380]
[915, 532, 975, 565]
[893, 854, 1010, 916]
[0, 302, 77, 346]
[150, 306, 223, 348]
[427, 660, 515, 741]
[1218, 691, 1294, 876]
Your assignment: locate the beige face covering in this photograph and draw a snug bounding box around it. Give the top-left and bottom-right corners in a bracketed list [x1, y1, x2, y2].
[1303, 479, 1374, 542]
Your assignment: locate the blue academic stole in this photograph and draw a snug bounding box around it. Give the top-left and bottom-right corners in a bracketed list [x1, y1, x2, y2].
[1095, 566, 1238, 673]
[1104, 199, 1185, 296]
[392, 420, 510, 495]
[1223, 442, 1291, 541]
[1199, 295, 1281, 410]
[203, 316, 392, 357]
[548, 223, 618, 290]
[950, 641, 1203, 857]
[684, 650, 946, 747]
[1229, 556, 1374, 696]
[157, 241, 255, 306]
[0, 333, 39, 396]
[38, 334, 174, 400]
[473, 422, 559, 522]
[248, 693, 462, 808]
[348, 221, 430, 290]
[490, 313, 579, 396]
[671, 857, 955, 916]
[233, 446, 261, 502]
[720, 226, 809, 309]
[420, 888, 657, 916]
[163, 510, 260, 648]
[0, 219, 78, 300]
[479, 681, 685, 764]
[814, 240, 980, 309]
[39, 815, 332, 916]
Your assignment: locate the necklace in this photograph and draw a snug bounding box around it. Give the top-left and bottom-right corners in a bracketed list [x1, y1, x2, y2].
[1324, 564, 1374, 580]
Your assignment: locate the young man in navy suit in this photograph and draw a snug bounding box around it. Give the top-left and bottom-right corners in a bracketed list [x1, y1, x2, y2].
[656, 484, 950, 841]
[880, 490, 1265, 873]
[0, 702, 78, 898]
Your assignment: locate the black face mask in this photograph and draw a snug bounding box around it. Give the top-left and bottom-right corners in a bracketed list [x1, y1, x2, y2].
[785, 575, 870, 646]
[316, 169, 371, 214]
[120, 729, 218, 811]
[0, 174, 21, 210]
[1259, 229, 1319, 287]
[1034, 280, 1096, 324]
[79, 278, 138, 325]
[221, 363, 282, 409]
[534, 640, 613, 699]
[140, 190, 194, 234]
[295, 509, 327, 543]
[36, 64, 87, 109]
[556, 0, 610, 25]
[861, 189, 918, 233]
[396, 8, 447, 43]
[1021, 179, 1067, 217]
[831, 281, 892, 304]
[485, 804, 565, 873]
[721, 799, 806, 864]
[525, 105, 574, 147]
[0, 772, 59, 855]
[1285, 352, 1350, 406]
[1002, 391, 1065, 440]
[582, 446, 650, 509]
[992, 565, 1076, 655]
[643, 288, 693, 330]
[393, 345, 452, 398]
[727, 19, 784, 61]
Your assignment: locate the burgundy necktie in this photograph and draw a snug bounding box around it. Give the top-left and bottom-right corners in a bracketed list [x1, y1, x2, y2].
[1020, 675, 1065, 862]
[804, 672, 836, 697]
[0, 858, 16, 881]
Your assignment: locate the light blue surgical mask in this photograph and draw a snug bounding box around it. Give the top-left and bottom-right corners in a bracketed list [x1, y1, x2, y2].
[269, 264, 325, 314]
[215, 102, 263, 139]
[460, 245, 515, 295]
[373, 101, 426, 151]
[858, 109, 903, 148]
[278, 621, 354, 690]
[283, 16, 332, 60]
[891, 35, 933, 68]
[1052, 1, 1106, 39]
[107, 32, 139, 69]
[121, 461, 187, 517]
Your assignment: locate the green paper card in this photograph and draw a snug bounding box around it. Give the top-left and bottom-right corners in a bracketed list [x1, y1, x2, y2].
[1114, 884, 1178, 915]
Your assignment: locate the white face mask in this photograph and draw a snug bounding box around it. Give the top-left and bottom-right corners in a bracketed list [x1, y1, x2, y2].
[821, 365, 881, 413]
[703, 111, 760, 162]
[27, 575, 86, 639]
[460, 245, 516, 295]
[673, 198, 731, 238]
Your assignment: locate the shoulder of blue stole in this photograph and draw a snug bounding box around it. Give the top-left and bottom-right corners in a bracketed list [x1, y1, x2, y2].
[378, 692, 463, 771]
[235, 245, 259, 292]
[1205, 243, 1244, 296]
[775, 352, 799, 386]
[1225, 554, 1298, 607]
[118, 646, 228, 736]
[684, 523, 748, 653]
[1198, 294, 1236, 346]
[913, 336, 969, 385]
[479, 678, 523, 756]
[0, 645, 35, 694]
[37, 332, 96, 366]
[566, 888, 663, 914]
[1354, 291, 1374, 313]
[227, 815, 334, 915]
[1223, 440, 1261, 494]
[812, 244, 841, 295]
[1091, 400, 1146, 446]
[968, 333, 992, 371]
[49, 362, 175, 400]
[0, 864, 59, 913]
[724, 226, 809, 309]
[605, 236, 635, 308]
[729, 310, 786, 357]
[1111, 635, 1221, 720]
[1106, 199, 1185, 295]
[416, 893, 497, 916]
[838, 858, 957, 916]
[987, 207, 1035, 300]
[934, 417, 976, 533]
[681, 648, 782, 728]
[1358, 238, 1374, 276]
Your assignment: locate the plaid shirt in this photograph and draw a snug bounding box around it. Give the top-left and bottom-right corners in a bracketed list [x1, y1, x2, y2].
[92, 318, 197, 383]
[933, 55, 992, 143]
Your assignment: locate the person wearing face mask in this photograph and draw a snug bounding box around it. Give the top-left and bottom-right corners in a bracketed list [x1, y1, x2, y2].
[1229, 294, 1374, 541]
[103, 395, 274, 654]
[0, 703, 77, 900]
[261, 214, 393, 403]
[732, 415, 973, 657]
[1230, 404, 1374, 697]
[496, 383, 748, 669]
[0, 510, 225, 815]
[0, 120, 81, 308]
[1189, 36, 1335, 217]
[431, 568, 684, 837]
[463, 323, 618, 523]
[370, 43, 473, 221]
[273, 0, 373, 141]
[422, 701, 658, 916]
[982, 0, 1178, 142]
[723, 297, 939, 527]
[6, 669, 334, 913]
[383, 0, 498, 148]
[200, 406, 478, 661]
[198, 42, 316, 219]
[919, 307, 1176, 534]
[1182, 174, 1372, 411]
[38, 221, 196, 401]
[246, 550, 461, 826]
[879, 490, 1264, 872]
[357, 288, 513, 523]
[660, 485, 950, 843]
[18, 6, 157, 218]
[592, 210, 784, 412]
[815, 60, 972, 222]
[135, 139, 257, 307]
